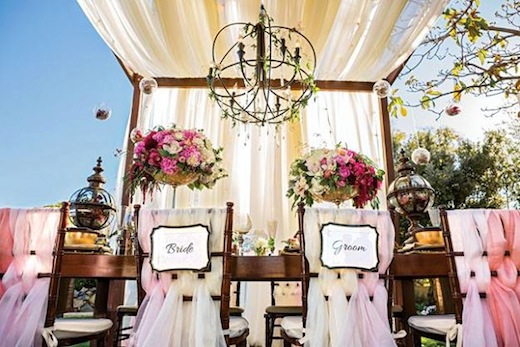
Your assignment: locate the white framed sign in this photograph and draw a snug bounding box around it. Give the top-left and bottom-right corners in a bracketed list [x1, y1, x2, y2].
[150, 224, 210, 272]
[320, 223, 379, 271]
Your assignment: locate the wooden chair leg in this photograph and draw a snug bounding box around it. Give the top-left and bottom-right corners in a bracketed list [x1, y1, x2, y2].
[283, 340, 292, 347]
[265, 315, 271, 347]
[236, 338, 247, 347]
[411, 331, 422, 347]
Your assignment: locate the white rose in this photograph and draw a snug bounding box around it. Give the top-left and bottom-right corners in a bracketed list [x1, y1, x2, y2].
[193, 137, 204, 146]
[309, 177, 325, 196]
[187, 155, 200, 167]
[163, 141, 181, 154]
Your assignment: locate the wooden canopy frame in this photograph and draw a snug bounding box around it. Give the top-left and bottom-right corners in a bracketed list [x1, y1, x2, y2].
[116, 53, 407, 207]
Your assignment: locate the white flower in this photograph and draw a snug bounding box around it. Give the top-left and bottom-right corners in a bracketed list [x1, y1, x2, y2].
[193, 137, 204, 146]
[201, 148, 216, 164]
[174, 131, 184, 140]
[309, 177, 325, 196]
[294, 176, 309, 198]
[254, 237, 268, 249]
[163, 140, 181, 154]
[187, 155, 201, 167]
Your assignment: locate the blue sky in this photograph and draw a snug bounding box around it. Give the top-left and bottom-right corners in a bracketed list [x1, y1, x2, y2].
[0, 1, 130, 207]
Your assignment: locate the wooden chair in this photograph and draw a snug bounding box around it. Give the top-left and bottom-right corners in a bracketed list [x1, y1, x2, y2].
[132, 202, 249, 346]
[281, 204, 398, 346]
[264, 281, 303, 347]
[43, 202, 113, 346]
[406, 207, 505, 346]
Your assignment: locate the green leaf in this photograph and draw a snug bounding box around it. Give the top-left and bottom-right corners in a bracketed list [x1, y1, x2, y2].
[477, 49, 487, 65]
[420, 95, 431, 109]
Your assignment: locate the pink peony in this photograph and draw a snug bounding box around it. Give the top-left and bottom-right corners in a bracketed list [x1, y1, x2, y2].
[160, 157, 178, 174]
[148, 150, 162, 167]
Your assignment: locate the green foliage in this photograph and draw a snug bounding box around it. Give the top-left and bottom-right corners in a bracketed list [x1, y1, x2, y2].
[74, 279, 96, 291]
[393, 126, 520, 209]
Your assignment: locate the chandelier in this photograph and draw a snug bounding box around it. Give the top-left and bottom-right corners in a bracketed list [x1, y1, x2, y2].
[207, 5, 317, 126]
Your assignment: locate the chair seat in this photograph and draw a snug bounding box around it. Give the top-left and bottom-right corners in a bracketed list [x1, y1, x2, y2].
[51, 318, 113, 340]
[280, 316, 303, 339]
[408, 314, 456, 336]
[229, 316, 249, 338]
[265, 305, 302, 316]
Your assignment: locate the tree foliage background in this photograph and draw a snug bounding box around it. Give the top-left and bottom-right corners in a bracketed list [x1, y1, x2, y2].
[393, 127, 520, 210]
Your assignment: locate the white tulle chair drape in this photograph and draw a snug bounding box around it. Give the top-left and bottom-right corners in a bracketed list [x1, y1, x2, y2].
[303, 208, 395, 347]
[0, 208, 60, 346]
[130, 207, 227, 347]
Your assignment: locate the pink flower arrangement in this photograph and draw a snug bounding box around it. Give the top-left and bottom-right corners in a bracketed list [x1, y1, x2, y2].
[287, 146, 385, 208]
[128, 124, 227, 198]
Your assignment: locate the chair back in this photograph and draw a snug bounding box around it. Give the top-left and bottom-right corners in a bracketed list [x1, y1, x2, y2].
[0, 205, 61, 346]
[302, 206, 396, 346]
[441, 208, 520, 346]
[132, 202, 234, 346]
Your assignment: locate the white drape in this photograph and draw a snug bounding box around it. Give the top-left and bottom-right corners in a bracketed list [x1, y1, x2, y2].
[303, 207, 396, 347]
[78, 0, 448, 81]
[131, 207, 228, 347]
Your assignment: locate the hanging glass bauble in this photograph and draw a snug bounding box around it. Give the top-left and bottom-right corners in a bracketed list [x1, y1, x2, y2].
[412, 147, 431, 165]
[139, 77, 158, 95]
[373, 80, 391, 98]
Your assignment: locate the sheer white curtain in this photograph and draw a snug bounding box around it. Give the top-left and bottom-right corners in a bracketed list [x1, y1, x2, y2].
[116, 87, 384, 239]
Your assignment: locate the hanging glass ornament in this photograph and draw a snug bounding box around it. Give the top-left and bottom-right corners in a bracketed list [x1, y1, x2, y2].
[130, 127, 143, 143]
[373, 80, 391, 98]
[139, 77, 158, 95]
[412, 147, 431, 165]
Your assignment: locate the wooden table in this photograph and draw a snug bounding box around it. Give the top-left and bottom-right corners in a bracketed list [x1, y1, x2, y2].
[390, 252, 451, 346]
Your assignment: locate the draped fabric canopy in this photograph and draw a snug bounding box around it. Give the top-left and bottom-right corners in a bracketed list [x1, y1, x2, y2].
[79, 0, 447, 81]
[78, 2, 448, 344]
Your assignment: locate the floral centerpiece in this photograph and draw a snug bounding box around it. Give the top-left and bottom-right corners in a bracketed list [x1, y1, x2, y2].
[287, 146, 385, 208]
[128, 124, 227, 198]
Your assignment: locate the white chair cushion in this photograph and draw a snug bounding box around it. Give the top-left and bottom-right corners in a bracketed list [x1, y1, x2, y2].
[281, 316, 303, 339]
[54, 317, 113, 334]
[52, 318, 113, 340]
[229, 316, 249, 338]
[408, 314, 456, 336]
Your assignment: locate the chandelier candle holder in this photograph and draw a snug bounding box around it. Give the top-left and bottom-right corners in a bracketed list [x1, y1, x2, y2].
[207, 4, 317, 126]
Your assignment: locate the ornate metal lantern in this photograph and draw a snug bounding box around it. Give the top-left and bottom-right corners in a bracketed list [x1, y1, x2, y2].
[387, 150, 435, 243]
[69, 157, 116, 231]
[207, 4, 317, 126]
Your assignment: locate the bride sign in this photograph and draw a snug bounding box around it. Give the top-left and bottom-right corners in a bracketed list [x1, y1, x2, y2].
[320, 223, 379, 271]
[150, 224, 210, 272]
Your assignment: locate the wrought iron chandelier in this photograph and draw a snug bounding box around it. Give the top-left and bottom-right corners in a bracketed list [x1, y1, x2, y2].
[207, 5, 317, 126]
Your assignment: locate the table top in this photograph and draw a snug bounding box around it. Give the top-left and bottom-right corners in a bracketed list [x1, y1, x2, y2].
[390, 252, 450, 279]
[229, 254, 302, 281]
[60, 253, 136, 279]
